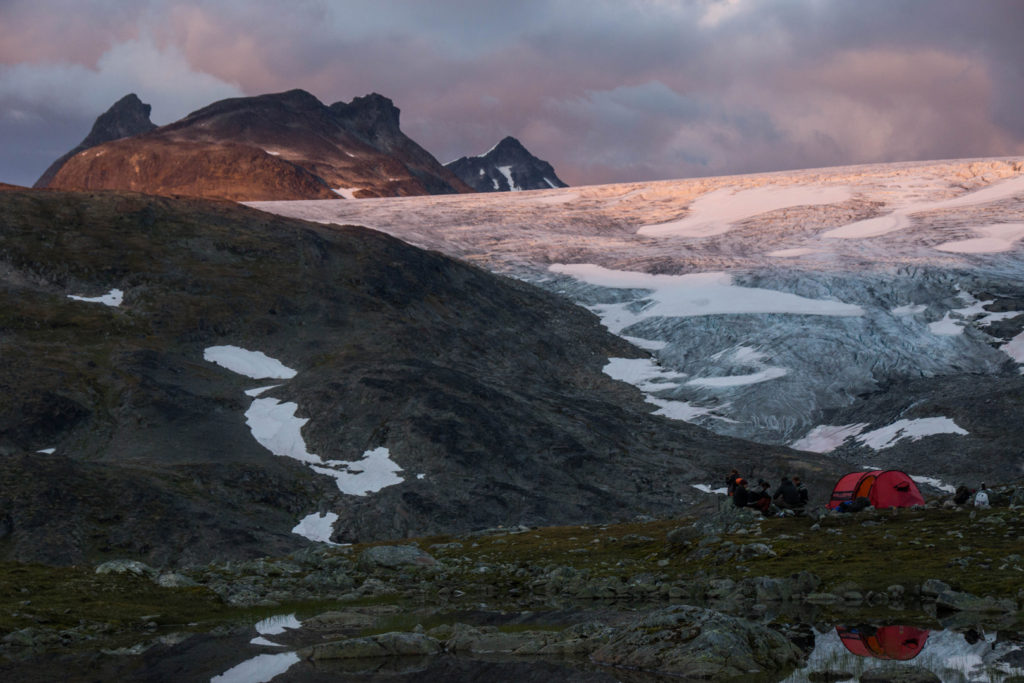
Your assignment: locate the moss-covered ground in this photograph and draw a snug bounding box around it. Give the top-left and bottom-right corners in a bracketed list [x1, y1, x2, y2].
[2, 505, 1021, 651]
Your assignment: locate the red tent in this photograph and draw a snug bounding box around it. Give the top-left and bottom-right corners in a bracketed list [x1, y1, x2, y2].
[827, 470, 924, 510]
[837, 625, 930, 660]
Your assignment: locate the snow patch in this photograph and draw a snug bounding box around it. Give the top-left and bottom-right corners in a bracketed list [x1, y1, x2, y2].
[496, 165, 519, 191]
[256, 614, 302, 636]
[692, 484, 728, 495]
[291, 512, 340, 545]
[856, 417, 968, 450]
[244, 399, 320, 464]
[892, 303, 926, 315]
[311, 447, 405, 496]
[332, 187, 362, 199]
[67, 288, 123, 307]
[790, 424, 868, 453]
[204, 346, 297, 380]
[638, 185, 852, 238]
[245, 385, 281, 397]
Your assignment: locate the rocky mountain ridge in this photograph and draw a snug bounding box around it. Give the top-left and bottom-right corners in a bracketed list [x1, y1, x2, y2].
[446, 136, 568, 192]
[0, 187, 842, 567]
[32, 93, 156, 190]
[38, 90, 472, 201]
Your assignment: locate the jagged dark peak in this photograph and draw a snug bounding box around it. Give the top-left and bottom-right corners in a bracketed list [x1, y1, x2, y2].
[330, 93, 401, 135]
[82, 93, 155, 147]
[34, 93, 155, 188]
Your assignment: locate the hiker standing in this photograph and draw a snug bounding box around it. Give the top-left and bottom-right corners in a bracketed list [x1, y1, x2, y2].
[953, 484, 972, 506]
[974, 483, 990, 509]
[793, 476, 809, 508]
[725, 468, 740, 496]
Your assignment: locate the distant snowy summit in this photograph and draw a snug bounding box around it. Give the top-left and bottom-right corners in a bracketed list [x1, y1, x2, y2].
[446, 136, 568, 192]
[37, 89, 472, 201]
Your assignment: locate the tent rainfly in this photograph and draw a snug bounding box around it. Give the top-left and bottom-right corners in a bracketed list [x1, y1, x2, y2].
[837, 625, 930, 661]
[826, 470, 925, 510]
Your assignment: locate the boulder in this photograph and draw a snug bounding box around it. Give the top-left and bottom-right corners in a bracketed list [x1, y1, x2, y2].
[858, 665, 941, 682]
[95, 560, 157, 578]
[305, 632, 441, 660]
[590, 605, 802, 678]
[356, 545, 436, 571]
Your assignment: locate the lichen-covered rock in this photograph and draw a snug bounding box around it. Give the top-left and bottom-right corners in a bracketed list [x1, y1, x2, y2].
[95, 560, 157, 577]
[357, 545, 436, 571]
[304, 631, 441, 660]
[590, 604, 802, 678]
[858, 664, 941, 682]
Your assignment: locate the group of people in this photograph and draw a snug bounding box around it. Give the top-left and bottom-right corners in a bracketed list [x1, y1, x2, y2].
[725, 469, 809, 516]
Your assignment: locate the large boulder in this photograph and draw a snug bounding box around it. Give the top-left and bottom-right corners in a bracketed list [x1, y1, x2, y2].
[590, 604, 802, 678]
[356, 544, 436, 571]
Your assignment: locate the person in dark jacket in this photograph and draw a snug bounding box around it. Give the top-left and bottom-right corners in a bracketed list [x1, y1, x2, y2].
[793, 476, 809, 508]
[773, 477, 802, 510]
[725, 468, 740, 496]
[733, 478, 751, 508]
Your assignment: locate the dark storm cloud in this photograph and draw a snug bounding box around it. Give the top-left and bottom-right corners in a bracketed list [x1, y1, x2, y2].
[1, 0, 1022, 187]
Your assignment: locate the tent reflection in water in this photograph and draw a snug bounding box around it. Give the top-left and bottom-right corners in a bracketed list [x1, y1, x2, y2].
[836, 625, 930, 661]
[827, 469, 925, 510]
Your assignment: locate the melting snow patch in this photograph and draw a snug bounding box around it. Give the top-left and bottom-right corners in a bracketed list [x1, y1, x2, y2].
[692, 484, 727, 495]
[204, 346, 297, 379]
[790, 424, 868, 453]
[67, 288, 123, 307]
[312, 447, 405, 496]
[244, 385, 280, 397]
[928, 312, 963, 336]
[36, 447, 56, 454]
[245, 398, 320, 464]
[256, 614, 302, 636]
[332, 187, 362, 199]
[291, 512, 340, 545]
[211, 652, 301, 683]
[603, 357, 687, 392]
[855, 417, 968, 450]
[496, 165, 519, 191]
[638, 185, 852, 238]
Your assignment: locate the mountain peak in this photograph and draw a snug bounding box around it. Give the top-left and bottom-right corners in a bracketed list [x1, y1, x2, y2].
[446, 136, 568, 192]
[330, 93, 401, 135]
[34, 93, 155, 188]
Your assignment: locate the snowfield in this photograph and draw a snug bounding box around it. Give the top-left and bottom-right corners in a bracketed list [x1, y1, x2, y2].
[248, 157, 1024, 472]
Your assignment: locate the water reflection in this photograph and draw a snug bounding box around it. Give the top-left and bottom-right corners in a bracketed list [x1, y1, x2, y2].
[783, 625, 1024, 683]
[836, 624, 930, 661]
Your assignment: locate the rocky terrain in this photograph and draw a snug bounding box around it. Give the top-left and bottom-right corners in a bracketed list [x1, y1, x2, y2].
[253, 156, 1024, 486]
[38, 90, 472, 200]
[446, 136, 568, 192]
[0, 187, 846, 567]
[2, 491, 1023, 682]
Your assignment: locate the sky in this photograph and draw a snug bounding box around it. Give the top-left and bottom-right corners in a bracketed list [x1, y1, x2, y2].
[1, 0, 1023, 188]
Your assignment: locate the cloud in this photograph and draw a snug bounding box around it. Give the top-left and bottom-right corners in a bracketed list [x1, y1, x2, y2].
[1, 0, 1023, 187]
[0, 35, 243, 185]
